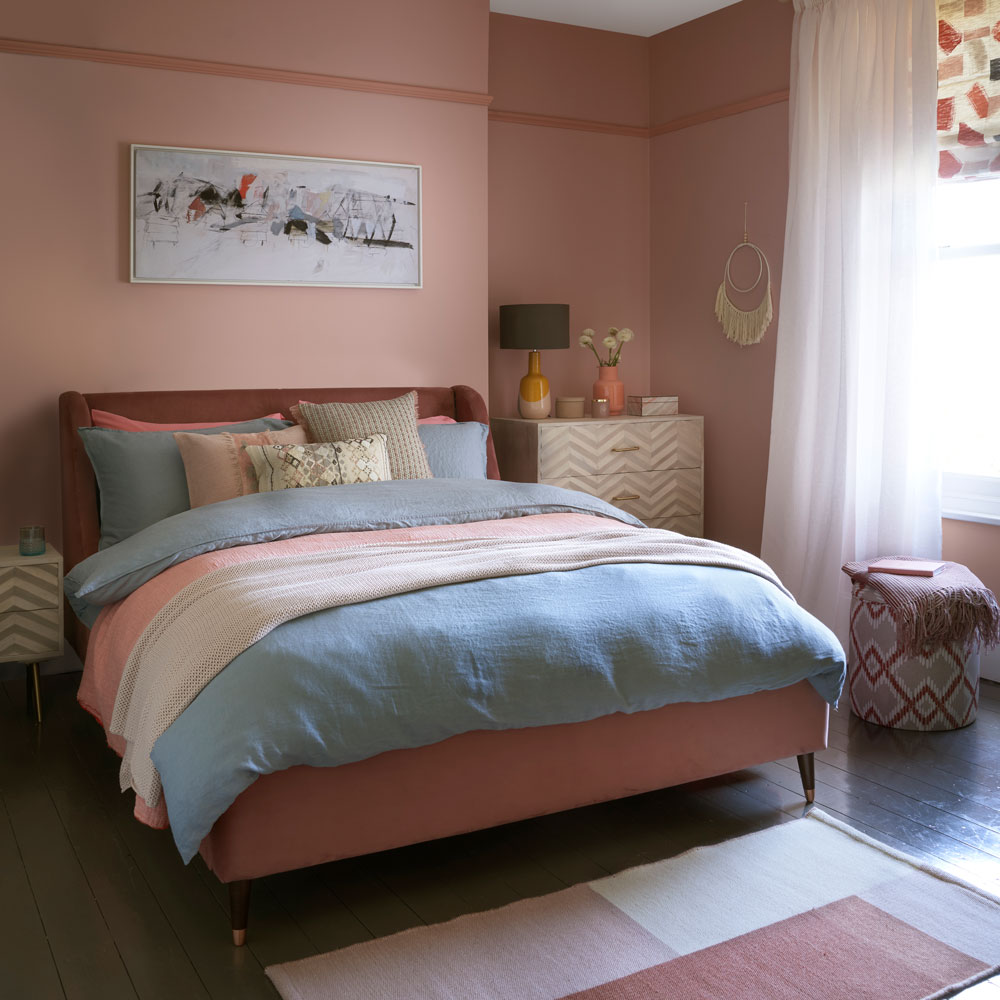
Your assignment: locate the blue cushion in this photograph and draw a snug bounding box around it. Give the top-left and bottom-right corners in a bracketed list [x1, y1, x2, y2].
[418, 422, 488, 479]
[79, 418, 290, 548]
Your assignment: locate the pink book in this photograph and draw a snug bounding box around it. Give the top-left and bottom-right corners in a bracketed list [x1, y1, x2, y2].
[867, 558, 946, 577]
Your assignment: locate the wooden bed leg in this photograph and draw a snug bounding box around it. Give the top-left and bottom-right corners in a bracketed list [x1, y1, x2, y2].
[796, 752, 816, 804]
[228, 879, 252, 946]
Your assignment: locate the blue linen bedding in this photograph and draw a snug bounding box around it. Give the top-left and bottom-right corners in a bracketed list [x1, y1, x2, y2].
[66, 480, 846, 862]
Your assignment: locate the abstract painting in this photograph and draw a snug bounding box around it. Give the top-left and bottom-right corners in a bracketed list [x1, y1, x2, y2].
[131, 145, 421, 287]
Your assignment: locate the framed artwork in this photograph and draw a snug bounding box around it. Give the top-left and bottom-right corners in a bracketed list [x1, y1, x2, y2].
[131, 145, 421, 287]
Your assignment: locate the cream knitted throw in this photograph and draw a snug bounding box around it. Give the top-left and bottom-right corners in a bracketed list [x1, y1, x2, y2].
[110, 527, 788, 807]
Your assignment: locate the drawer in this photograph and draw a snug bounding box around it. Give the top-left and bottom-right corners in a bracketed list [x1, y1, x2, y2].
[0, 608, 63, 661]
[538, 420, 702, 478]
[0, 562, 61, 612]
[644, 514, 704, 536]
[542, 468, 702, 521]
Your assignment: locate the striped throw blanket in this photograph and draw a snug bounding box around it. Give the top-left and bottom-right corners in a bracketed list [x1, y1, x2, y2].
[110, 526, 788, 807]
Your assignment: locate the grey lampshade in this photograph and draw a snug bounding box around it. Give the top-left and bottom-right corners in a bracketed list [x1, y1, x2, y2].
[499, 304, 570, 351]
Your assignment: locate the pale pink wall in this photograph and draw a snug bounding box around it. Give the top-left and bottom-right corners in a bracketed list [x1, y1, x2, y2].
[0, 2, 489, 548]
[648, 2, 792, 554]
[488, 14, 650, 420]
[489, 13, 648, 125]
[3, 0, 489, 92]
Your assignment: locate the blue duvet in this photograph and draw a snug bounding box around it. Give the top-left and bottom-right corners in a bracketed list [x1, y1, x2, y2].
[66, 480, 846, 862]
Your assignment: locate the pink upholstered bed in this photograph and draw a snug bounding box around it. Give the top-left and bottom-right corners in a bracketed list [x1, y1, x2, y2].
[59, 384, 830, 945]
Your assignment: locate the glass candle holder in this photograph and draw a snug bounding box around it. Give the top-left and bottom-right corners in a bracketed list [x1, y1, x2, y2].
[19, 526, 45, 557]
[592, 398, 610, 419]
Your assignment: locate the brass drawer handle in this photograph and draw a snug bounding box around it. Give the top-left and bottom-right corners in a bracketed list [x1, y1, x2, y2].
[611, 445, 640, 452]
[612, 494, 640, 502]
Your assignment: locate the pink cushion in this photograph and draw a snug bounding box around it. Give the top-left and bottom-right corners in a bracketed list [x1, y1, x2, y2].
[288, 401, 456, 427]
[174, 426, 308, 508]
[92, 408, 285, 431]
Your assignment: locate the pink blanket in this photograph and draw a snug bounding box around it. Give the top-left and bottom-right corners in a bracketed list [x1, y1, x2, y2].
[78, 512, 612, 830]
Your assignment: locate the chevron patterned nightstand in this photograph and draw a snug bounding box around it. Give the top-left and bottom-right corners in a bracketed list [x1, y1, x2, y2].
[490, 414, 704, 535]
[0, 544, 64, 723]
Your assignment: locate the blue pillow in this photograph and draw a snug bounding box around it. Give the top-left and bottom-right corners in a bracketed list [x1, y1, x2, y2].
[417, 422, 489, 479]
[79, 418, 290, 548]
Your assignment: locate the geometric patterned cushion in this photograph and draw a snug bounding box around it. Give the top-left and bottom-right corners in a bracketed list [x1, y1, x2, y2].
[847, 584, 980, 731]
[243, 436, 391, 492]
[297, 392, 432, 481]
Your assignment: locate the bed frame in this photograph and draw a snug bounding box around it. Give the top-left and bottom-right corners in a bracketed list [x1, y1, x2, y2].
[58, 385, 827, 945]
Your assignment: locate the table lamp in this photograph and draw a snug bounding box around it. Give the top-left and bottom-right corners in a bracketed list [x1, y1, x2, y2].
[499, 303, 569, 419]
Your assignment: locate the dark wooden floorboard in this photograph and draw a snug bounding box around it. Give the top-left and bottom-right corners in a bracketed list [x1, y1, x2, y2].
[2, 672, 999, 998]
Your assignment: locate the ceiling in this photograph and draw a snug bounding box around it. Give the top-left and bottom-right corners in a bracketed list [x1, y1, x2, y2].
[489, 0, 742, 37]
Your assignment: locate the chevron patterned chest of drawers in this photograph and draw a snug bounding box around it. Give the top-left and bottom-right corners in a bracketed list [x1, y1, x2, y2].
[0, 544, 64, 665]
[490, 414, 704, 535]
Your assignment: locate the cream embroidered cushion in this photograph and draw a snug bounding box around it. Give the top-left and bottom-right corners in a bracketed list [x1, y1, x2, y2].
[297, 391, 432, 480]
[244, 437, 391, 491]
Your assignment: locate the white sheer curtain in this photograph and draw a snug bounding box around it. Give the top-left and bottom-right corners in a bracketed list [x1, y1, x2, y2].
[761, 0, 941, 642]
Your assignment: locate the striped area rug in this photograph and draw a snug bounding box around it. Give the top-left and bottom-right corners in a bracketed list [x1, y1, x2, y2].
[266, 811, 1000, 1000]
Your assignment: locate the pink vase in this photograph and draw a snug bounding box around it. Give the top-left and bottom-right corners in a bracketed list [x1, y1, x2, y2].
[593, 366, 625, 416]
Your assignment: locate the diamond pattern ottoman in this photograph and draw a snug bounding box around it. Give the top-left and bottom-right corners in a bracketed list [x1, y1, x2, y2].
[847, 585, 980, 731]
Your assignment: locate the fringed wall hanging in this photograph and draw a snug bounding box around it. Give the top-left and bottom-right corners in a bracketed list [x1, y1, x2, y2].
[714, 204, 773, 347]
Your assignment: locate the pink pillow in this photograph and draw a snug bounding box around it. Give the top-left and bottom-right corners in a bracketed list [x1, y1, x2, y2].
[289, 400, 456, 429]
[174, 425, 308, 508]
[92, 408, 285, 431]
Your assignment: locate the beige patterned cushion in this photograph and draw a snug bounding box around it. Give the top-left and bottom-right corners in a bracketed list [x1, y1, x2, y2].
[244, 437, 391, 492]
[298, 392, 432, 481]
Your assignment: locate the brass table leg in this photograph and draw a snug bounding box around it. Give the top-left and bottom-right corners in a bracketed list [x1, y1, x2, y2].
[26, 663, 42, 724]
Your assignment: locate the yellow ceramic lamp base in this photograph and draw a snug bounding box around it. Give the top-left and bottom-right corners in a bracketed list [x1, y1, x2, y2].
[518, 351, 551, 419]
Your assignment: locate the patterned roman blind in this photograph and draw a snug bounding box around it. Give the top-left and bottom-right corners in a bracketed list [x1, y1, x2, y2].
[937, 0, 1000, 179]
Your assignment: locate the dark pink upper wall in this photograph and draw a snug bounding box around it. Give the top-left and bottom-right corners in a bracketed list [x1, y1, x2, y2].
[489, 13, 648, 125]
[649, 0, 791, 125]
[647, 0, 792, 554]
[0, 2, 489, 546]
[488, 14, 650, 420]
[4, 0, 489, 91]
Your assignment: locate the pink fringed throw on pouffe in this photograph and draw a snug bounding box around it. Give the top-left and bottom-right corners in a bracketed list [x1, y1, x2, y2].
[841, 558, 1000, 731]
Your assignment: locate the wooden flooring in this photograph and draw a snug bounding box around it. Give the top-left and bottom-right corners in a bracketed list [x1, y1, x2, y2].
[2, 671, 1000, 999]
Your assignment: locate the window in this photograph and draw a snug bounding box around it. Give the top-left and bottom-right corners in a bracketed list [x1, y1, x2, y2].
[933, 178, 1000, 525]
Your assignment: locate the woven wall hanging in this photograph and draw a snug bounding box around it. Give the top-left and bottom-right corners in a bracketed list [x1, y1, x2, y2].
[714, 206, 773, 347]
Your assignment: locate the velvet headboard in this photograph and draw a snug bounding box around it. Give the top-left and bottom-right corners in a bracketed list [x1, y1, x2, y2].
[58, 385, 499, 655]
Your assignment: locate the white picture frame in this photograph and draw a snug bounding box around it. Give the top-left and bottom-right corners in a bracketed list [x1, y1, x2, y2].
[131, 144, 422, 288]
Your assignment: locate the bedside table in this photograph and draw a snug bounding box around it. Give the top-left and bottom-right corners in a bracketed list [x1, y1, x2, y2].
[490, 414, 704, 534]
[0, 544, 64, 723]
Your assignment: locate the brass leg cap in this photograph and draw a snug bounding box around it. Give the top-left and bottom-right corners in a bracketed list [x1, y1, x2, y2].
[232, 929, 247, 947]
[805, 790, 815, 804]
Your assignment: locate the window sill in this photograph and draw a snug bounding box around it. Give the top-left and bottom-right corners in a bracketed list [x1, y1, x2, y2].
[942, 472, 1000, 526]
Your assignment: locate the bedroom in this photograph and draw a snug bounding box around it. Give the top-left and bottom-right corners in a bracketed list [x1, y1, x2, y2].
[2, 0, 1000, 996]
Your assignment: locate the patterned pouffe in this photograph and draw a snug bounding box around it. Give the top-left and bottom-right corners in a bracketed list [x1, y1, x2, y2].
[842, 558, 1000, 732]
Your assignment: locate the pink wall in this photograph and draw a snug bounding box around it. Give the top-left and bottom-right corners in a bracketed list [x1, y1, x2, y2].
[648, 0, 792, 554]
[3, 0, 489, 92]
[649, 0, 791, 125]
[488, 14, 650, 419]
[489, 14, 649, 125]
[0, 2, 489, 548]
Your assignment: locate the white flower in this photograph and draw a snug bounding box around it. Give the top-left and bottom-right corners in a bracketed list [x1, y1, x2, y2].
[582, 328, 595, 337]
[616, 328, 634, 343]
[579, 332, 593, 346]
[607, 326, 619, 337]
[603, 335, 618, 350]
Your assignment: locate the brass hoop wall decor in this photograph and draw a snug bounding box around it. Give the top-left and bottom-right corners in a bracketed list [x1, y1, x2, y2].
[714, 205, 773, 346]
